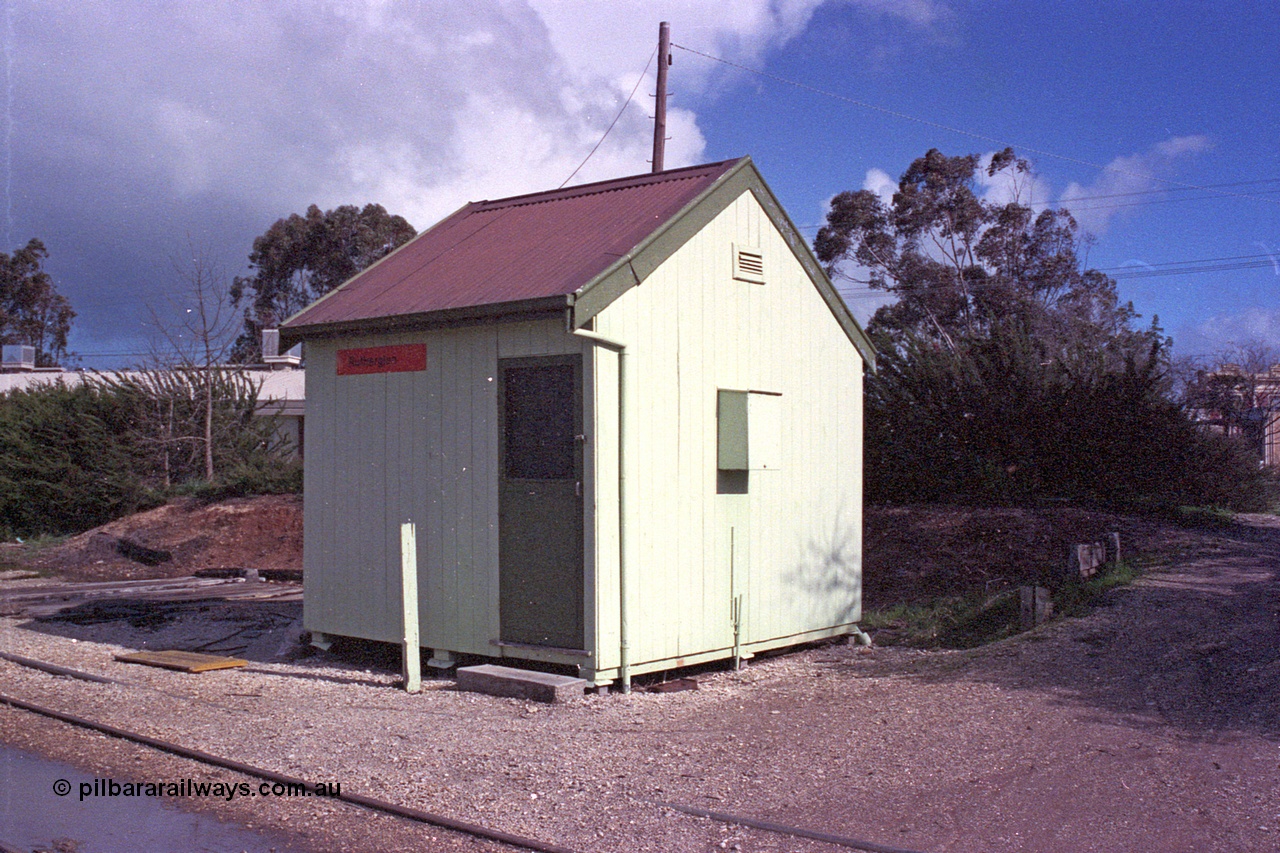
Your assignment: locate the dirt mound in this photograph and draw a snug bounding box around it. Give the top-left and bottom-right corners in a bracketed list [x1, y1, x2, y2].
[26, 495, 302, 582]
[18, 495, 1226, 599]
[862, 504, 1213, 606]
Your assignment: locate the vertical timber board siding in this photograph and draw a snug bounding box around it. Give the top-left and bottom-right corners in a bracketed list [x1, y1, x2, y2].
[421, 333, 447, 647]
[712, 201, 750, 655]
[383, 358, 403, 637]
[437, 331, 461, 646]
[748, 192, 863, 639]
[355, 349, 390, 636]
[304, 320, 582, 654]
[304, 335, 394, 641]
[594, 188, 864, 667]
[470, 327, 500, 650]
[682, 213, 709, 653]
[302, 342, 337, 635]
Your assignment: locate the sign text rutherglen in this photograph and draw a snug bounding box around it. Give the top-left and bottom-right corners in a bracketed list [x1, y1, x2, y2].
[336, 344, 427, 376]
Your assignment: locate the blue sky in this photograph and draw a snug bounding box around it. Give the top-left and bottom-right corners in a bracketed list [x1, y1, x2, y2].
[6, 1, 1278, 366]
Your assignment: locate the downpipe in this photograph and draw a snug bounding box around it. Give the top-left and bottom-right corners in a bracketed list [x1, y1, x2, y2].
[568, 316, 631, 693]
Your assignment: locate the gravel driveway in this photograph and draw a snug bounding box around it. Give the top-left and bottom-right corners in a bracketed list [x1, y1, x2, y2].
[1, 514, 1278, 852]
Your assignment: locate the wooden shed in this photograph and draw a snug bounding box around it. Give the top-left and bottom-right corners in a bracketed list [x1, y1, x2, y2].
[280, 157, 875, 688]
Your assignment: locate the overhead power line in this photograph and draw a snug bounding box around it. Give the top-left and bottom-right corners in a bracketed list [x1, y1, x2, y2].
[559, 44, 658, 189]
[1058, 177, 1280, 202]
[791, 178, 1280, 233]
[1057, 188, 1280, 214]
[1094, 252, 1278, 272]
[671, 42, 1280, 209]
[1106, 258, 1279, 280]
[831, 252, 1279, 299]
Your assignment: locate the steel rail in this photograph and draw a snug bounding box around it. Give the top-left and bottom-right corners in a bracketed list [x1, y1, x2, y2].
[0, 690, 579, 853]
[0, 648, 250, 714]
[648, 799, 930, 853]
[1, 650, 931, 853]
[0, 649, 121, 684]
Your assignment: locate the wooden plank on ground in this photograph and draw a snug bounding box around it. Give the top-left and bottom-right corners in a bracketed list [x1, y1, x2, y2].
[114, 650, 248, 673]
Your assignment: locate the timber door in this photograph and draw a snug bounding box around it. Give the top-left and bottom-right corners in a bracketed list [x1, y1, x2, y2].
[498, 355, 584, 649]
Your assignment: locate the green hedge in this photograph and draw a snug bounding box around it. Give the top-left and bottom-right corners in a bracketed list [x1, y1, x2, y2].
[0, 376, 300, 539]
[865, 325, 1275, 512]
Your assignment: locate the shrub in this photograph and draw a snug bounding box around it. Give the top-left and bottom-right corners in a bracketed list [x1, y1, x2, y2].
[174, 458, 303, 502]
[864, 323, 1275, 512]
[0, 382, 161, 536]
[0, 373, 300, 538]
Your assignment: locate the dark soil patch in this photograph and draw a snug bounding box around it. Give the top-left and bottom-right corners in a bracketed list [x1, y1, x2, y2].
[862, 504, 1220, 606]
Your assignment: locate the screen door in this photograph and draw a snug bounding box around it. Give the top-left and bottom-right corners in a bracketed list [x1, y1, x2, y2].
[498, 355, 584, 649]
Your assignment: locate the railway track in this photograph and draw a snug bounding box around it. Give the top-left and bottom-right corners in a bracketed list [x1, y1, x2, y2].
[0, 650, 927, 853]
[0, 575, 301, 620]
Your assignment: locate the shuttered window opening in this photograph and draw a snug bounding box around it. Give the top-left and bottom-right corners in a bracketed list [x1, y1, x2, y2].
[733, 243, 765, 284]
[717, 388, 782, 471]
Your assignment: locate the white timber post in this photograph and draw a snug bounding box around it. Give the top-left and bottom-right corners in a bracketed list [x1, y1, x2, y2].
[401, 521, 421, 693]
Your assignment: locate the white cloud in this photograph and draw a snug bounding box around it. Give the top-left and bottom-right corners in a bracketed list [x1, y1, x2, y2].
[8, 0, 960, 362]
[527, 1, 828, 91]
[862, 167, 896, 203]
[975, 151, 1054, 208]
[1060, 135, 1213, 235]
[1176, 307, 1280, 358]
[16, 0, 865, 238]
[526, 1, 950, 102]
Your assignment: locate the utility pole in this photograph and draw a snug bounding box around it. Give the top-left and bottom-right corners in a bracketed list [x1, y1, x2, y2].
[652, 21, 670, 173]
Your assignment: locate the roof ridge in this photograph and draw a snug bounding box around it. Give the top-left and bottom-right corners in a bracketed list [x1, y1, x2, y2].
[471, 158, 744, 212]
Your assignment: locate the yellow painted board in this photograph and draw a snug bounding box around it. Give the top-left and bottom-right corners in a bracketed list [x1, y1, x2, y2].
[114, 650, 248, 673]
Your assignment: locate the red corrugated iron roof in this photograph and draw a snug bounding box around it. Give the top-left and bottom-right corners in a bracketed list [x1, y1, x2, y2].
[283, 158, 746, 331]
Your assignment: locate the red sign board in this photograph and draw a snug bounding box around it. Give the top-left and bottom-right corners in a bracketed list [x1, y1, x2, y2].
[336, 344, 426, 376]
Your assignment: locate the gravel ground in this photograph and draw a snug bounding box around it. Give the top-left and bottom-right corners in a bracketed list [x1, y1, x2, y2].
[1, 514, 1279, 852]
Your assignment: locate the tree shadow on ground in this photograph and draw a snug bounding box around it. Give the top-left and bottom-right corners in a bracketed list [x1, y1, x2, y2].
[891, 520, 1280, 740]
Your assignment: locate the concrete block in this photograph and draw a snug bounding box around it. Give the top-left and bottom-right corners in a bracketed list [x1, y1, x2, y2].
[1019, 586, 1053, 629]
[427, 649, 457, 671]
[1069, 542, 1106, 579]
[456, 664, 587, 703]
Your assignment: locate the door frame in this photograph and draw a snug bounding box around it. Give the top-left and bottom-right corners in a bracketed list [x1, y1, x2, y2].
[496, 353, 586, 651]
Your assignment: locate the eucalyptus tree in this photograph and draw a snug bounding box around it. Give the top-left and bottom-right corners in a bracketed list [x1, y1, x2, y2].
[815, 147, 1156, 369]
[814, 148, 1267, 509]
[0, 239, 75, 366]
[230, 203, 415, 361]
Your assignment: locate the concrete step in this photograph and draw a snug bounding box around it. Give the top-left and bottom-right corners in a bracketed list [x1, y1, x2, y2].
[456, 664, 587, 703]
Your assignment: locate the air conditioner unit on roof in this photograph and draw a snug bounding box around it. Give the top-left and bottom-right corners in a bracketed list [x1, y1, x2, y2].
[1, 344, 35, 371]
[261, 329, 301, 366]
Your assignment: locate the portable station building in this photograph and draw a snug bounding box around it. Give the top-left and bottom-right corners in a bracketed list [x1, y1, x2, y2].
[280, 156, 875, 689]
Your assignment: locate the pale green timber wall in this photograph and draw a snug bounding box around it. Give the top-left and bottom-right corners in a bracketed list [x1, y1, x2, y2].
[302, 320, 588, 653]
[591, 189, 865, 674]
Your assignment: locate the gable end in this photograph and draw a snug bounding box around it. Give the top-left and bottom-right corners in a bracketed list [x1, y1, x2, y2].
[570, 158, 876, 369]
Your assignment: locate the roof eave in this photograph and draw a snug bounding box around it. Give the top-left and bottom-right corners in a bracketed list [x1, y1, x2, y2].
[278, 295, 572, 349]
[278, 199, 478, 333]
[570, 156, 753, 326]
